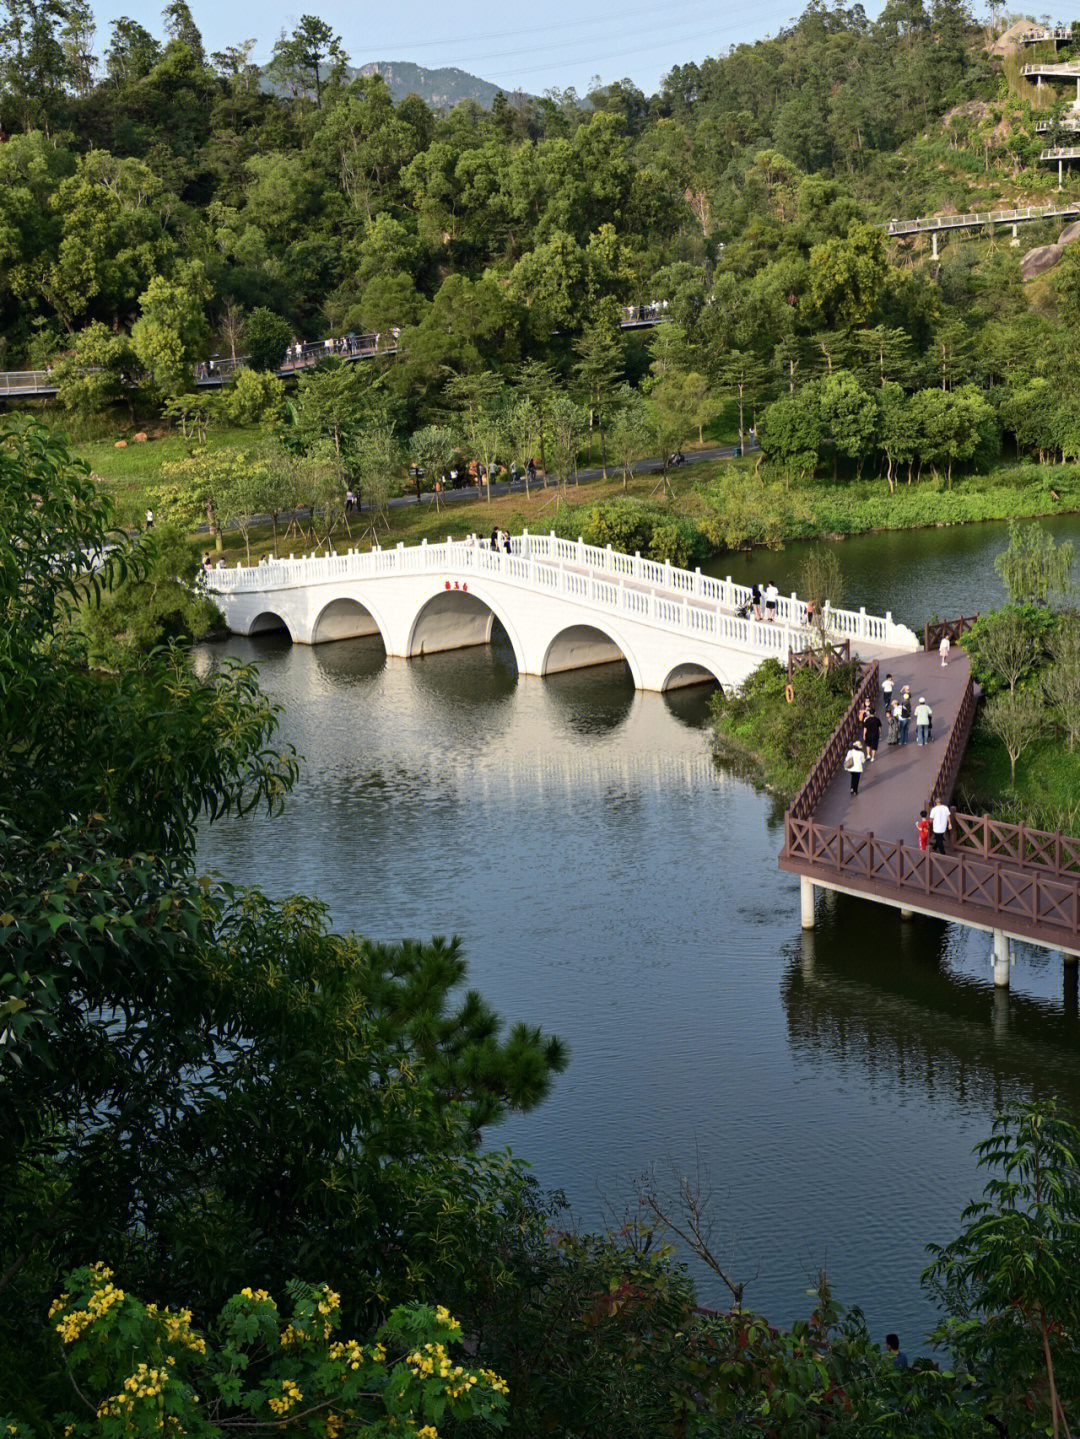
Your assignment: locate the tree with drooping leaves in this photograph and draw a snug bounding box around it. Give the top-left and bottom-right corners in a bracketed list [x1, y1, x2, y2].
[994, 519, 1075, 608]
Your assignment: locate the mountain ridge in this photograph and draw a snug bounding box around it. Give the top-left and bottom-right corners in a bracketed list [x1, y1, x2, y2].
[352, 60, 530, 110]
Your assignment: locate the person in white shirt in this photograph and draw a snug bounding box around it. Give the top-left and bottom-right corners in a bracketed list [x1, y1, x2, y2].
[929, 800, 952, 853]
[940, 635, 951, 667]
[914, 697, 933, 745]
[844, 740, 866, 796]
[764, 583, 779, 621]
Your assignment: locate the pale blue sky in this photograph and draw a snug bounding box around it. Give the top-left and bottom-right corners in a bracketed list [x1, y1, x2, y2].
[89, 0, 819, 97]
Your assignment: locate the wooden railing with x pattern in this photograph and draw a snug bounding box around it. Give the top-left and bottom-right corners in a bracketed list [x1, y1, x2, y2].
[787, 640, 851, 679]
[782, 815, 1080, 945]
[924, 671, 978, 812]
[788, 661, 879, 821]
[924, 615, 979, 652]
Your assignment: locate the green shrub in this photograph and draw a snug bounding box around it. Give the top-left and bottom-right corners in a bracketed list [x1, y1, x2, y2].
[710, 658, 860, 795]
[553, 497, 708, 567]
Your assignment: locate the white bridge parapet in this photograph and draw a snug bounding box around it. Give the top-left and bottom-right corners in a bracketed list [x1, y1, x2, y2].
[205, 531, 919, 692]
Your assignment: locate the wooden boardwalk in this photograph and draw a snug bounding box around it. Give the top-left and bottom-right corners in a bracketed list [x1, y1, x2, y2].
[779, 642, 1080, 957]
[812, 650, 972, 842]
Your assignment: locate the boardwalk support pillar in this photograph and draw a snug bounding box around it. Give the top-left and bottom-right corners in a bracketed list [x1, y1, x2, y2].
[993, 929, 1011, 989]
[1011, 222, 1019, 246]
[800, 876, 816, 930]
[1060, 157, 1065, 191]
[900, 908, 914, 920]
[931, 231, 939, 260]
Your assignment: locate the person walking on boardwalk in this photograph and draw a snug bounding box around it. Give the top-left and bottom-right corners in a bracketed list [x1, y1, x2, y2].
[915, 696, 933, 745]
[929, 798, 952, 853]
[862, 705, 882, 762]
[940, 634, 951, 668]
[844, 739, 866, 796]
[897, 689, 911, 745]
[917, 810, 931, 850]
[882, 672, 894, 709]
[886, 701, 899, 746]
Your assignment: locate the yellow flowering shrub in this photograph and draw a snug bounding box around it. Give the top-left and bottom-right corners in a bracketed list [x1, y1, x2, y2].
[2, 1268, 508, 1439]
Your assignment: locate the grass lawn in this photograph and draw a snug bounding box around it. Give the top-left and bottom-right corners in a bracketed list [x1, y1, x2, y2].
[956, 722, 1080, 834]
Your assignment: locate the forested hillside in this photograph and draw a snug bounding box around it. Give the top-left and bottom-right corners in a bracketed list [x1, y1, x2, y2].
[3, 0, 1080, 483]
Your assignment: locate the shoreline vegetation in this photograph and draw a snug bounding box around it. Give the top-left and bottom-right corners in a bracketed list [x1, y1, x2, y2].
[68, 417, 1080, 572]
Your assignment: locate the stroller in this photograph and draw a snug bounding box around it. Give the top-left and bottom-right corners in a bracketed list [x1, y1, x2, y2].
[735, 598, 752, 620]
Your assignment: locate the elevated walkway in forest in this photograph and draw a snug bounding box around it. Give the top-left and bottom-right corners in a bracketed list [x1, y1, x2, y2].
[0, 314, 669, 401]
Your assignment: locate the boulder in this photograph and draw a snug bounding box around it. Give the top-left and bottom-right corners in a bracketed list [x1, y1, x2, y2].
[114, 439, 128, 448]
[133, 431, 148, 442]
[1021, 243, 1062, 278]
[1021, 220, 1080, 278]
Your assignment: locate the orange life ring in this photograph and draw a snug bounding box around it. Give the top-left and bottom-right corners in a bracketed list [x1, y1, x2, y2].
[785, 683, 794, 704]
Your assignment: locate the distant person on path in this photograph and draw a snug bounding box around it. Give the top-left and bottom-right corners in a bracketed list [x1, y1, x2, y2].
[929, 799, 952, 854]
[862, 705, 882, 762]
[915, 696, 933, 745]
[751, 584, 763, 621]
[882, 672, 894, 709]
[345, 488, 356, 513]
[886, 702, 899, 746]
[916, 810, 930, 850]
[764, 582, 778, 621]
[201, 552, 213, 571]
[511, 460, 518, 484]
[145, 508, 154, 529]
[844, 740, 866, 796]
[885, 1334, 909, 1369]
[940, 634, 951, 667]
[805, 598, 814, 628]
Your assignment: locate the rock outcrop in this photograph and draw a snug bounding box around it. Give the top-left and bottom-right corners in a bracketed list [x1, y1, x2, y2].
[1021, 220, 1080, 278]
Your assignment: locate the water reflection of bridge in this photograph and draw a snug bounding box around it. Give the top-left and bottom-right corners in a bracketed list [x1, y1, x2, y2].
[784, 901, 1080, 1110]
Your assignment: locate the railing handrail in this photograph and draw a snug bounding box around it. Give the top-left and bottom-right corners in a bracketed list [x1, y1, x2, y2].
[924, 614, 979, 651]
[782, 814, 1080, 945]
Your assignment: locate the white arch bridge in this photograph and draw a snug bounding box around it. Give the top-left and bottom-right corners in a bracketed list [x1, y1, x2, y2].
[205, 533, 920, 692]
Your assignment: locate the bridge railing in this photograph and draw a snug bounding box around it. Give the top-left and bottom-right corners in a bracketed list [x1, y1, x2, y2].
[951, 811, 1080, 877]
[782, 814, 1080, 947]
[203, 532, 919, 655]
[924, 615, 979, 651]
[0, 370, 55, 394]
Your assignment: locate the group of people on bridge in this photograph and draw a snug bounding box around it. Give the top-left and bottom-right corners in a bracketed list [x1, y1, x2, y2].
[842, 636, 954, 847]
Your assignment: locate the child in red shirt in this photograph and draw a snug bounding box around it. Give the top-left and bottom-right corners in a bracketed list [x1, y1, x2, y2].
[917, 810, 930, 851]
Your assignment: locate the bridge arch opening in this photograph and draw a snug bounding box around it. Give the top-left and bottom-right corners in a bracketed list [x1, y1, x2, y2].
[662, 661, 723, 692]
[247, 610, 293, 639]
[311, 596, 385, 647]
[408, 588, 523, 673]
[542, 624, 638, 685]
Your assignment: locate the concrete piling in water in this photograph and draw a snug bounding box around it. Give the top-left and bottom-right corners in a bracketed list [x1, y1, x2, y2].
[993, 929, 1011, 989]
[800, 876, 816, 930]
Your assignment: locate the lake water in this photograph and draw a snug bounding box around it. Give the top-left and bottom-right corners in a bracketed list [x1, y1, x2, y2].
[195, 510, 1080, 1353]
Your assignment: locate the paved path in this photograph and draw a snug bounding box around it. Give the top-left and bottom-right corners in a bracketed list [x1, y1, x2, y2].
[812, 650, 973, 844]
[194, 441, 758, 534]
